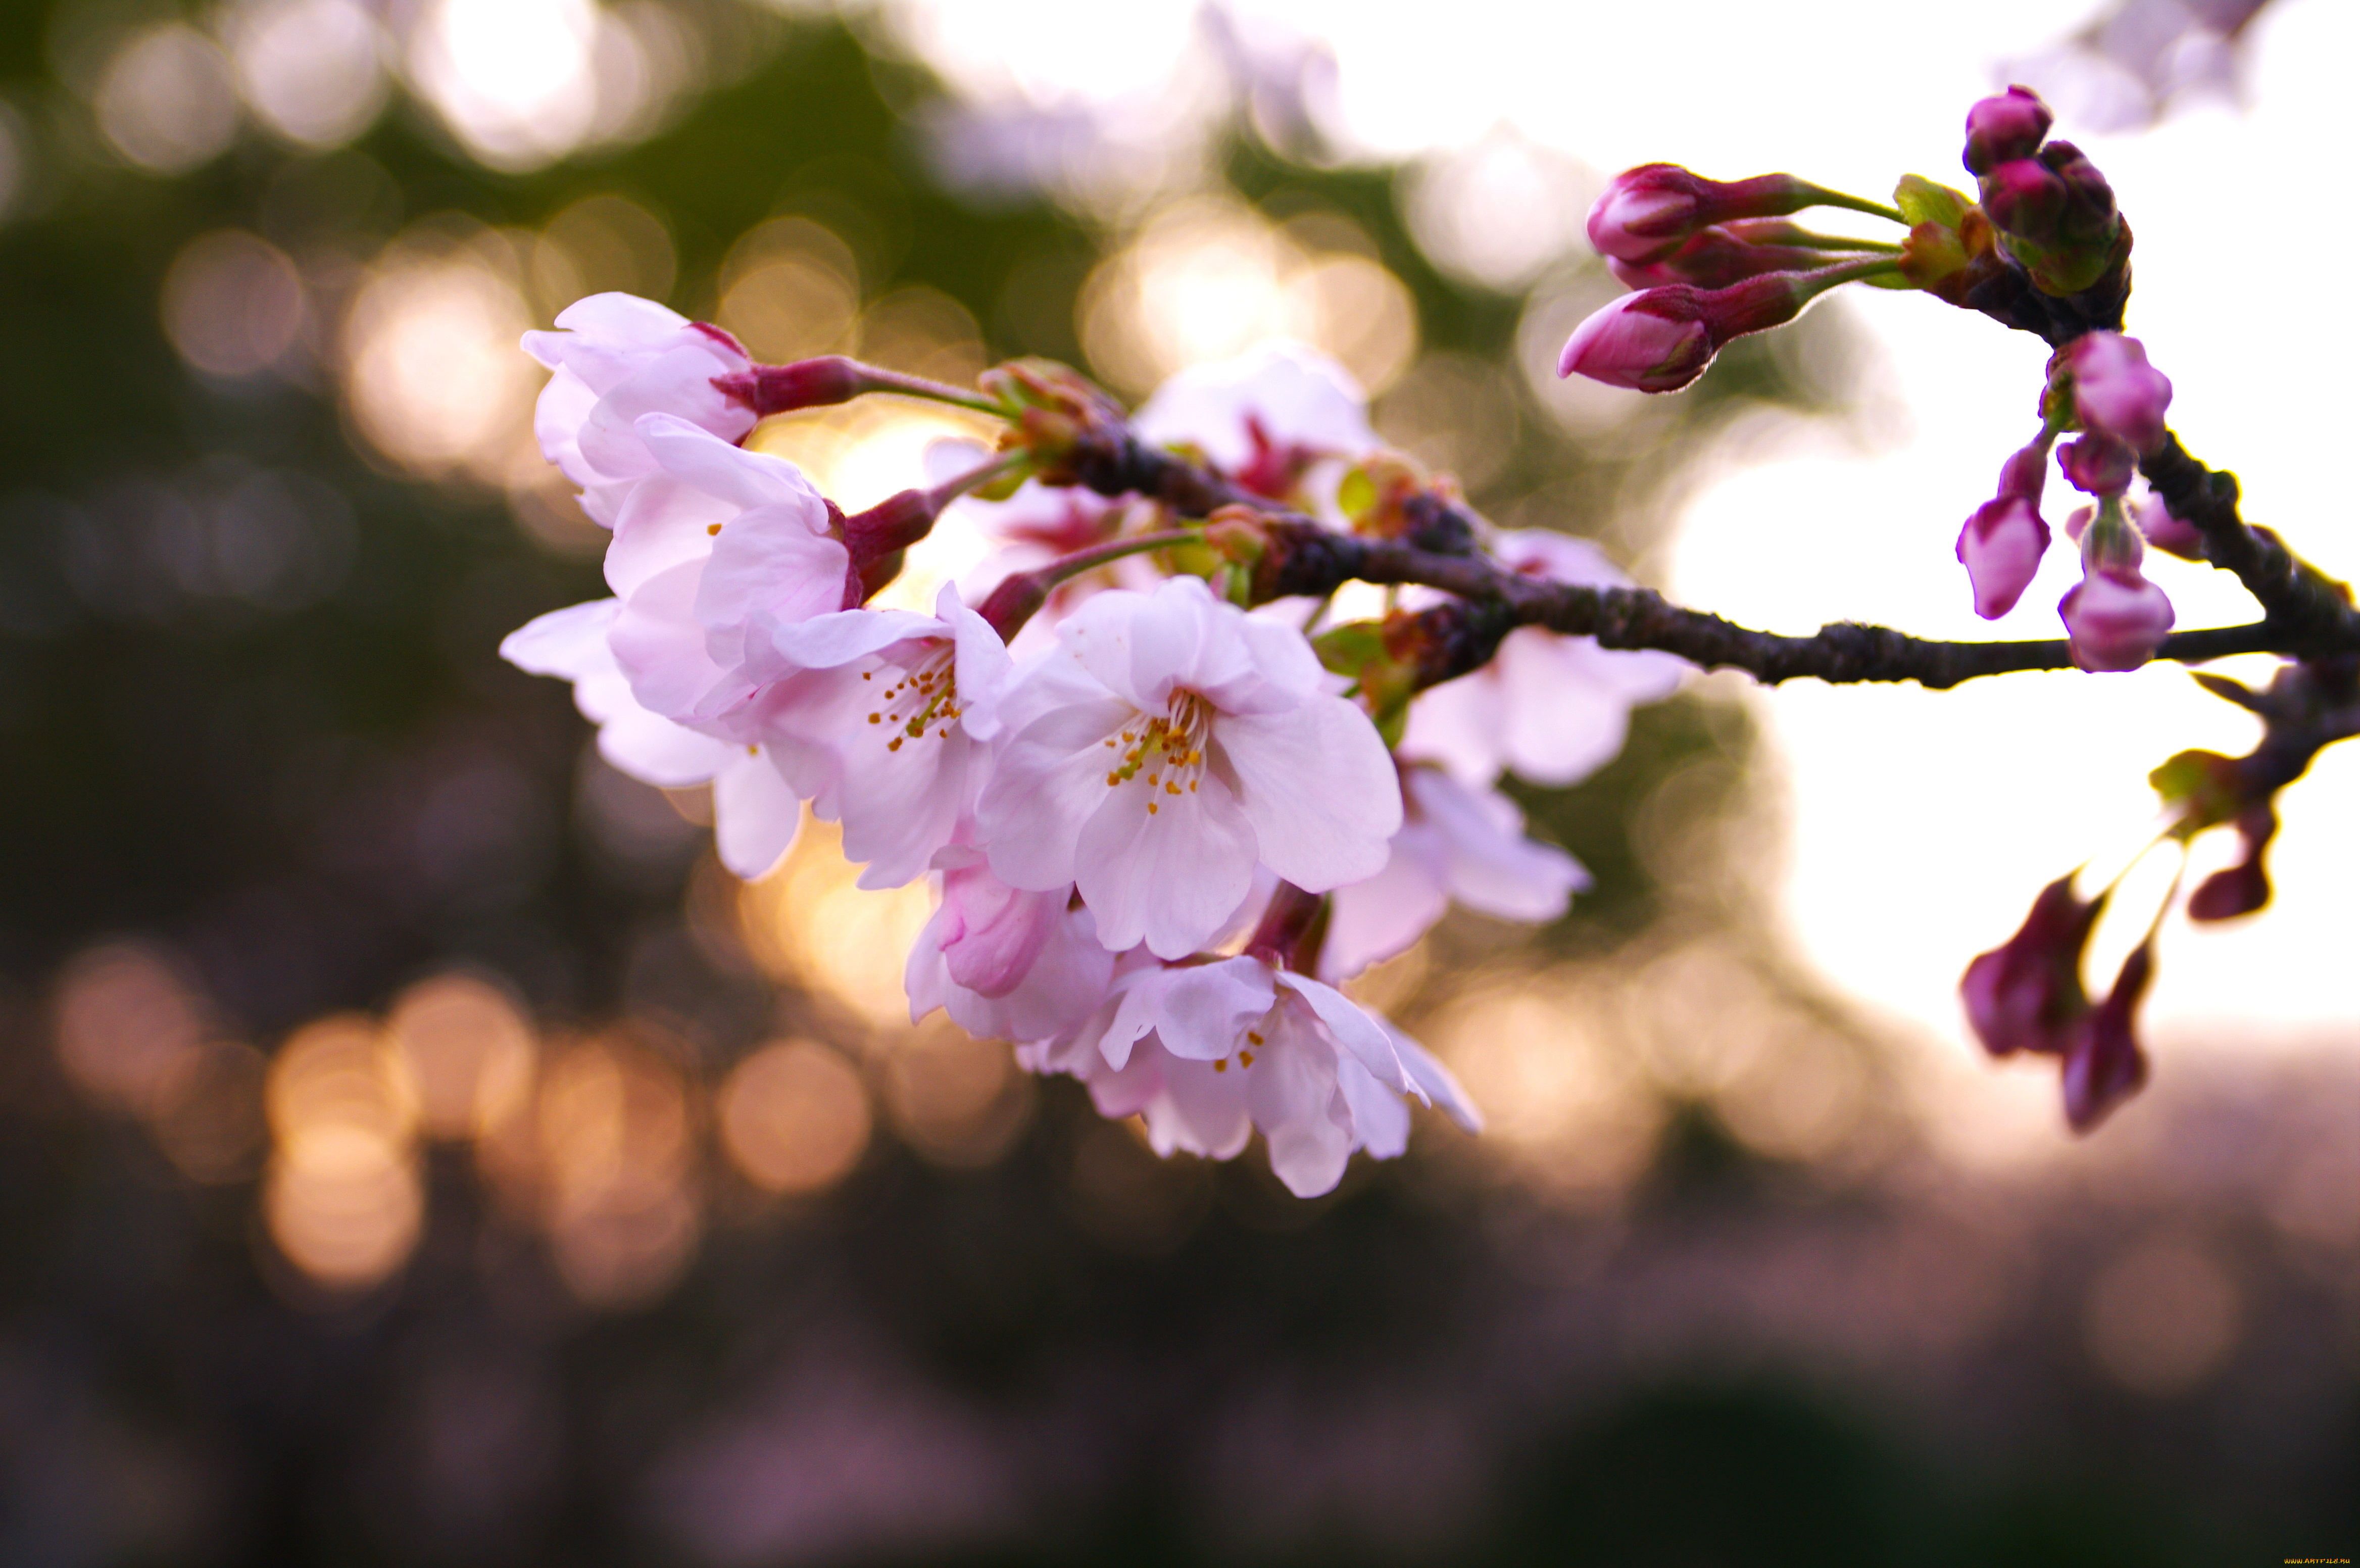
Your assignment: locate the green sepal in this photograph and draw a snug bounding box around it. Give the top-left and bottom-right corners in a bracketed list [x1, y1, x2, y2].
[1894, 175, 1972, 230]
[1312, 620, 1387, 680]
[1336, 465, 1377, 527]
[2149, 749, 2244, 840]
[972, 456, 1031, 502]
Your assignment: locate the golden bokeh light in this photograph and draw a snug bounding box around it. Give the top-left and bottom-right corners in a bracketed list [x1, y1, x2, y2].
[386, 971, 537, 1141]
[715, 217, 862, 363]
[264, 1123, 424, 1291]
[51, 940, 210, 1118]
[224, 0, 390, 150]
[1078, 197, 1416, 397]
[737, 813, 940, 1029]
[716, 1039, 872, 1194]
[340, 224, 539, 484]
[149, 1040, 268, 1185]
[532, 192, 677, 317]
[266, 1013, 418, 1152]
[264, 1013, 424, 1290]
[1425, 968, 1664, 1202]
[880, 1020, 1033, 1169]
[532, 1036, 702, 1307]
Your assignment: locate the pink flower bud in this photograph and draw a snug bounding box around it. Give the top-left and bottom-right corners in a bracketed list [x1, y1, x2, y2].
[1586, 166, 1831, 266]
[2064, 504, 2093, 544]
[2130, 493, 2205, 561]
[1962, 86, 2052, 176]
[936, 856, 1058, 999]
[2038, 142, 2119, 244]
[1960, 874, 2104, 1059]
[1956, 496, 2050, 619]
[2059, 941, 2152, 1133]
[1606, 224, 1841, 291]
[2060, 559, 2175, 672]
[1978, 158, 2068, 238]
[1556, 293, 1714, 391]
[1558, 271, 1822, 393]
[2187, 802, 2276, 922]
[2066, 333, 2172, 455]
[2058, 433, 2137, 497]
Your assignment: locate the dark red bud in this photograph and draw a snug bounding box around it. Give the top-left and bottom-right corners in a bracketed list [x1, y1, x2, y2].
[1979, 159, 2069, 240]
[843, 488, 941, 562]
[1963, 86, 2053, 176]
[2058, 434, 2137, 498]
[2060, 942, 2152, 1133]
[2188, 802, 2278, 921]
[1960, 874, 2105, 1058]
[711, 355, 867, 417]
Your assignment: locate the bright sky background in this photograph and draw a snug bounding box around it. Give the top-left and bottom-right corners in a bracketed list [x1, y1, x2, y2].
[890, 0, 2360, 1063]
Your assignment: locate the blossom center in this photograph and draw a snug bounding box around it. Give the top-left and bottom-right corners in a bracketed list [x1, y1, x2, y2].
[1100, 689, 1212, 817]
[862, 643, 961, 755]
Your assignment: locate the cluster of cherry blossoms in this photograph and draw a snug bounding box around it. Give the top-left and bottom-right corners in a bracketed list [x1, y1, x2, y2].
[503, 298, 1684, 1196]
[1553, 86, 2360, 1134]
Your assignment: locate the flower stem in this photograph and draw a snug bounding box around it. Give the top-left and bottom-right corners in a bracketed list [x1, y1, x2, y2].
[858, 364, 1006, 416]
[976, 528, 1201, 640]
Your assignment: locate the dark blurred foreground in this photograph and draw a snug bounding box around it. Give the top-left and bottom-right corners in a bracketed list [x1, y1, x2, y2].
[1, 4, 2356, 1562]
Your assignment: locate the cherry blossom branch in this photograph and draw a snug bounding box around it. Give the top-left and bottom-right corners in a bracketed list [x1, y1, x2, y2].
[2138, 434, 2360, 650]
[1050, 426, 2349, 689]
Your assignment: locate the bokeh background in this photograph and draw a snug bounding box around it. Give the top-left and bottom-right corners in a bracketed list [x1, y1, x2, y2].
[3, 0, 2357, 1562]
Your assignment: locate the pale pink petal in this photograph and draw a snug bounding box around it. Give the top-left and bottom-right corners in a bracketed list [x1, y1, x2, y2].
[1396, 670, 1511, 787]
[1145, 1052, 1256, 1160]
[605, 475, 734, 598]
[635, 413, 826, 516]
[1108, 958, 1274, 1066]
[1386, 1021, 1482, 1132]
[1333, 1053, 1412, 1161]
[1321, 840, 1450, 982]
[712, 751, 801, 877]
[1077, 772, 1260, 959]
[977, 698, 1145, 891]
[1275, 972, 1409, 1092]
[1217, 693, 1401, 892]
[1245, 1011, 1349, 1196]
[695, 517, 854, 678]
[1411, 767, 1589, 921]
[578, 346, 751, 479]
[766, 608, 939, 670]
[500, 598, 619, 677]
[610, 561, 730, 719]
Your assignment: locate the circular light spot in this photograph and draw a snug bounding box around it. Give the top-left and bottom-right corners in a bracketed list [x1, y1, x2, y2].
[93, 25, 240, 174]
[162, 230, 308, 379]
[716, 1039, 871, 1194]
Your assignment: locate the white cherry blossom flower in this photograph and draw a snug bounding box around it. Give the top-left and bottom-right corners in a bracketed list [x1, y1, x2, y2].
[755, 584, 1013, 889]
[602, 414, 848, 730]
[500, 598, 800, 877]
[1020, 955, 1478, 1198]
[1398, 529, 1687, 788]
[976, 576, 1400, 959]
[524, 294, 756, 526]
[1321, 765, 1590, 982]
[1133, 342, 1377, 480]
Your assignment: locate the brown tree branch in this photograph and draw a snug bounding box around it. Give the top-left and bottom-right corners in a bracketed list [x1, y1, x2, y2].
[1055, 426, 2357, 690]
